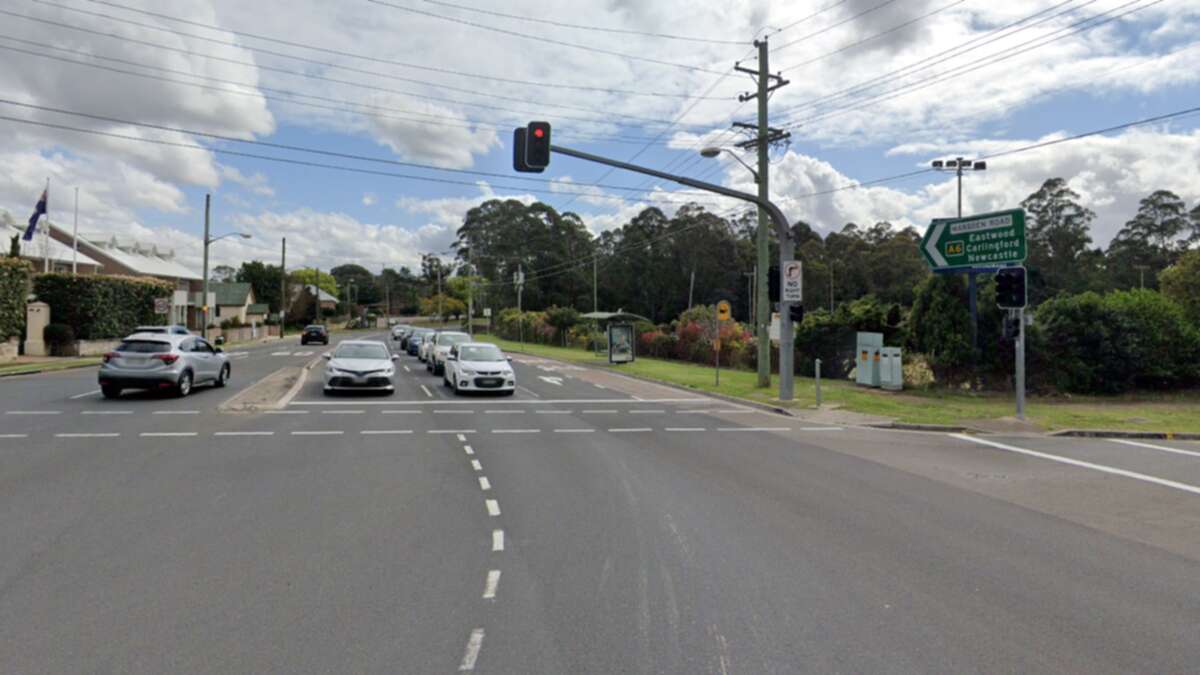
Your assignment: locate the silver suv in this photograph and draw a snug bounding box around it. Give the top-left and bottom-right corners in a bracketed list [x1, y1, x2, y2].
[98, 333, 230, 399]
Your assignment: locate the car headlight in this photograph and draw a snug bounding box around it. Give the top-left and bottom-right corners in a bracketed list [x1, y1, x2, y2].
[460, 368, 476, 376]
[383, 368, 394, 376]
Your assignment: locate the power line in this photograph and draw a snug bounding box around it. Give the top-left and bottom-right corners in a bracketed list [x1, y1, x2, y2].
[765, 0, 853, 37]
[0, 113, 733, 208]
[0, 98, 723, 199]
[780, 0, 1163, 131]
[772, 0, 905, 52]
[41, 0, 718, 100]
[416, 0, 749, 45]
[365, 0, 730, 76]
[778, 0, 969, 72]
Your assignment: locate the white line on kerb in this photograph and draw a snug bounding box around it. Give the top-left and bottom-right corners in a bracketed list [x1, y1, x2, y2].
[478, 476, 491, 491]
[69, 389, 101, 399]
[1112, 438, 1200, 459]
[215, 431, 275, 436]
[81, 410, 132, 415]
[458, 629, 485, 671]
[486, 499, 500, 516]
[360, 430, 413, 435]
[464, 445, 475, 455]
[482, 570, 501, 599]
[554, 428, 594, 433]
[471, 459, 482, 471]
[954, 434, 1200, 496]
[141, 432, 198, 437]
[56, 432, 119, 438]
[609, 428, 652, 433]
[492, 529, 504, 552]
[420, 385, 433, 398]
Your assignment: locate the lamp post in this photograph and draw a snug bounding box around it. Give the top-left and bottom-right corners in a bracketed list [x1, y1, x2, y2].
[699, 146, 771, 389]
[200, 193, 251, 339]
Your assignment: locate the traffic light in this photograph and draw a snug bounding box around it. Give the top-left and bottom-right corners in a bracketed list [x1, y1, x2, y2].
[789, 304, 805, 323]
[512, 127, 539, 173]
[526, 121, 551, 169]
[995, 266, 1027, 309]
[768, 266, 780, 302]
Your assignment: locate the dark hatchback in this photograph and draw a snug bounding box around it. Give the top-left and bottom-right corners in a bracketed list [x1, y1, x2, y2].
[301, 324, 329, 345]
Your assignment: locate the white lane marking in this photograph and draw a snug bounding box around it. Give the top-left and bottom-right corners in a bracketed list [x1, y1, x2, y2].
[630, 410, 665, 414]
[554, 428, 594, 433]
[593, 383, 607, 389]
[954, 434, 1200, 497]
[56, 432, 119, 438]
[666, 427, 706, 432]
[583, 409, 618, 414]
[0, 433, 29, 438]
[456, 434, 468, 442]
[215, 431, 275, 436]
[538, 376, 564, 386]
[81, 410, 133, 415]
[7, 410, 61, 415]
[322, 410, 364, 415]
[1112, 438, 1200, 459]
[291, 430, 344, 436]
[482, 570, 500, 599]
[479, 476, 491, 490]
[471, 459, 482, 471]
[799, 426, 845, 432]
[486, 499, 500, 516]
[677, 410, 712, 414]
[140, 432, 199, 437]
[492, 429, 540, 434]
[630, 394, 644, 400]
[609, 428, 652, 433]
[492, 529, 504, 552]
[290, 398, 707, 406]
[435, 410, 473, 414]
[420, 385, 433, 398]
[717, 427, 791, 432]
[271, 351, 291, 356]
[70, 389, 101, 399]
[458, 629, 485, 671]
[382, 410, 420, 414]
[488, 409, 524, 414]
[293, 351, 313, 356]
[360, 430, 413, 435]
[403, 365, 411, 372]
[265, 410, 309, 415]
[154, 410, 199, 415]
[535, 410, 571, 415]
[430, 430, 476, 435]
[464, 445, 475, 455]
[715, 409, 757, 413]
[517, 385, 541, 398]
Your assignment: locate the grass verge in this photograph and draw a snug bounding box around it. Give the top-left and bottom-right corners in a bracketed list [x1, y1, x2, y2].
[0, 357, 103, 377]
[475, 334, 1200, 433]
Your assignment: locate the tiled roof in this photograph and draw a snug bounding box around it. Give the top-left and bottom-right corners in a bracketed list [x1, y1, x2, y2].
[210, 282, 252, 306]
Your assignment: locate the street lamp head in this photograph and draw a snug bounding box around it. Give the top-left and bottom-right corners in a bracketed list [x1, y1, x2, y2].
[699, 147, 723, 159]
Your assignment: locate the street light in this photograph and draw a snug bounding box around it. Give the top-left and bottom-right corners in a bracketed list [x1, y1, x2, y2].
[931, 157, 987, 218]
[699, 146, 772, 390]
[200, 193, 252, 338]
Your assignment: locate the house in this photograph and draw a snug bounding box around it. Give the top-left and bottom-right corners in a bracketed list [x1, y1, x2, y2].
[199, 282, 259, 325]
[246, 303, 270, 324]
[286, 284, 338, 323]
[6, 223, 104, 275]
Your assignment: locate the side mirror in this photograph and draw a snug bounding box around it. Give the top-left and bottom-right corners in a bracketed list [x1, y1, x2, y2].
[391, 354, 399, 361]
[214, 347, 224, 354]
[506, 356, 513, 362]
[447, 354, 457, 361]
[322, 353, 332, 360]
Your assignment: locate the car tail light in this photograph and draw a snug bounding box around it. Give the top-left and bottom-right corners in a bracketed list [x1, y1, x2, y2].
[102, 352, 118, 363]
[156, 353, 180, 365]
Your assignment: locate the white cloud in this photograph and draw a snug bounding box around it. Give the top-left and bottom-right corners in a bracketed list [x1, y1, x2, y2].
[362, 193, 377, 206]
[220, 165, 274, 197]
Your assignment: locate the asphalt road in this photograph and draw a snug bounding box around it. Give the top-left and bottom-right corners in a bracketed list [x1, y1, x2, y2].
[2, 332, 1198, 673]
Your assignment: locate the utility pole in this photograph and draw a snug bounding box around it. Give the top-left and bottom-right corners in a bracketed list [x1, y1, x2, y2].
[71, 186, 79, 276]
[467, 247, 474, 337]
[735, 38, 789, 391]
[436, 262, 443, 323]
[515, 265, 525, 349]
[688, 267, 696, 310]
[201, 193, 211, 339]
[280, 237, 286, 339]
[314, 267, 320, 325]
[744, 269, 755, 326]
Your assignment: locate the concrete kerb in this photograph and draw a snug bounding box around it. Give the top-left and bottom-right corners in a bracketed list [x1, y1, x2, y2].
[0, 360, 102, 378]
[1051, 429, 1200, 441]
[865, 422, 985, 434]
[219, 354, 322, 413]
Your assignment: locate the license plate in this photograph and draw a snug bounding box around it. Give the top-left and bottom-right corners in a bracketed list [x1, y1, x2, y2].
[479, 378, 500, 386]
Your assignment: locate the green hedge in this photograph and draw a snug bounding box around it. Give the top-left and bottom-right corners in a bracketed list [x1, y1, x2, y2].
[0, 257, 32, 340]
[32, 274, 174, 340]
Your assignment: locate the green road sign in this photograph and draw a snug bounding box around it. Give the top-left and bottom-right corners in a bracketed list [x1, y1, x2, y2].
[921, 209, 1026, 270]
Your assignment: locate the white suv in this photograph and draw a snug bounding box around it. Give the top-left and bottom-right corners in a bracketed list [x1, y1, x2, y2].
[444, 343, 515, 395]
[426, 331, 470, 375]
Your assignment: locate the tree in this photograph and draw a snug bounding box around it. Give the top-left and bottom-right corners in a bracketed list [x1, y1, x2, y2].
[210, 264, 237, 283]
[330, 263, 380, 306]
[1020, 178, 1097, 302]
[236, 261, 283, 313]
[906, 275, 973, 383]
[543, 305, 581, 346]
[289, 268, 338, 297]
[1107, 190, 1190, 290]
[1159, 249, 1200, 326]
[8, 235, 19, 258]
[420, 293, 465, 320]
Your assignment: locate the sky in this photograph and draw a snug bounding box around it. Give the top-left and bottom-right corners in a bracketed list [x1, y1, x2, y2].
[0, 0, 1198, 276]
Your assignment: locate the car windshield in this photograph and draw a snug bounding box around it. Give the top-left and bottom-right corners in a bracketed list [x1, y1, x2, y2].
[334, 344, 389, 359]
[438, 333, 469, 346]
[459, 345, 505, 362]
[305, 325, 325, 332]
[134, 327, 167, 333]
[410, 336, 423, 344]
[117, 340, 171, 353]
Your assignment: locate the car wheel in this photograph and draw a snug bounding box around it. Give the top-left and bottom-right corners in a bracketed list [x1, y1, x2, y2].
[215, 364, 230, 387]
[100, 384, 122, 399]
[175, 370, 193, 398]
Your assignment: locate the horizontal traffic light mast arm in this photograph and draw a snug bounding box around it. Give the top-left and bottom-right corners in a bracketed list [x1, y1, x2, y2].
[550, 144, 791, 239]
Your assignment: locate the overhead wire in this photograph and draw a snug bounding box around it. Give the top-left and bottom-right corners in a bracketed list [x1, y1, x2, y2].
[771, 0, 905, 52]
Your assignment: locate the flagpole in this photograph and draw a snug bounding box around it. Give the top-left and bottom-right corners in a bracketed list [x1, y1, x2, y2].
[43, 177, 49, 274]
[72, 187, 79, 276]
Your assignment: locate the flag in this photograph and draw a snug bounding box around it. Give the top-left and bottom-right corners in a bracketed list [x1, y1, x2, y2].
[24, 189, 47, 241]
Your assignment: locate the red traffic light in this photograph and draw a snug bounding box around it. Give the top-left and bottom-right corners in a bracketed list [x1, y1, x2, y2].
[532, 127, 545, 139]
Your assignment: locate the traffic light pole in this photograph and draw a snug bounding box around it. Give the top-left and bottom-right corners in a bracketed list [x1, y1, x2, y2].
[550, 143, 797, 401]
[1016, 307, 1026, 420]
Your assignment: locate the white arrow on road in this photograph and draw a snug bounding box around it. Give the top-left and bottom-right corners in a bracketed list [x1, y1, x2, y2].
[924, 221, 948, 268]
[538, 376, 564, 386]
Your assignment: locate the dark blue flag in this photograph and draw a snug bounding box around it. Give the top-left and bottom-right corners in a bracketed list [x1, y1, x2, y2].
[24, 189, 47, 241]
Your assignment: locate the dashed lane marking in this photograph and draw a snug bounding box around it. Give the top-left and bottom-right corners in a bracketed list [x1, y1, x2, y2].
[457, 434, 468, 442]
[292, 351, 313, 356]
[486, 499, 500, 516]
[0, 433, 29, 438]
[360, 430, 413, 435]
[215, 431, 275, 437]
[458, 629, 484, 671]
[291, 430, 344, 436]
[583, 409, 618, 414]
[471, 459, 482, 471]
[154, 410, 199, 415]
[322, 410, 364, 415]
[482, 570, 500, 599]
[140, 432, 198, 437]
[56, 432, 119, 438]
[420, 385, 433, 398]
[1112, 438, 1200, 459]
[610, 428, 652, 433]
[799, 426, 845, 432]
[717, 427, 791, 432]
[382, 410, 420, 414]
[666, 427, 706, 432]
[535, 410, 571, 414]
[492, 530, 504, 552]
[629, 409, 665, 414]
[271, 351, 292, 356]
[492, 429, 540, 434]
[6, 410, 61, 415]
[430, 430, 476, 435]
[81, 410, 132, 415]
[435, 410, 473, 414]
[264, 410, 309, 414]
[479, 476, 491, 490]
[464, 445, 475, 455]
[554, 428, 594, 433]
[488, 409, 524, 414]
[69, 389, 101, 399]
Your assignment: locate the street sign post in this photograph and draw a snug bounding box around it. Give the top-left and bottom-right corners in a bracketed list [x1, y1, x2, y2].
[921, 209, 1026, 271]
[781, 261, 802, 303]
[153, 297, 170, 315]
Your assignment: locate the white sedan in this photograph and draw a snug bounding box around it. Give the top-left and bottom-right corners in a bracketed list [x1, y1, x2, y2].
[443, 342, 516, 395]
[322, 340, 398, 395]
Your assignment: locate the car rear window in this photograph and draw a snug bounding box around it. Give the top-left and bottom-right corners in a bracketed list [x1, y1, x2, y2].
[439, 333, 469, 346]
[117, 340, 171, 353]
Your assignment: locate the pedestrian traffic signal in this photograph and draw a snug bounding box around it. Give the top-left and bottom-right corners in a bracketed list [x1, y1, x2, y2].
[768, 266, 780, 302]
[995, 266, 1027, 309]
[789, 304, 805, 323]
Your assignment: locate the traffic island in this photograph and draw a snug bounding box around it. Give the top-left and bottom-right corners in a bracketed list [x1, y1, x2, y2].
[219, 356, 319, 413]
